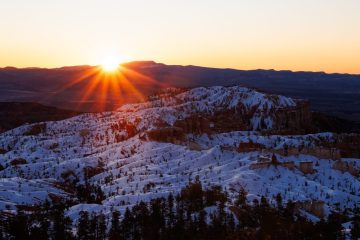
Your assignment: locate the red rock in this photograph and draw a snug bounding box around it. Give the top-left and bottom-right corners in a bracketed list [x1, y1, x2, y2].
[10, 158, 27, 166]
[299, 161, 314, 174]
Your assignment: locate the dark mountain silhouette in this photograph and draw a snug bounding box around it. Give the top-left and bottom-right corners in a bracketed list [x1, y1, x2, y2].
[1, 61, 360, 121]
[0, 102, 81, 133]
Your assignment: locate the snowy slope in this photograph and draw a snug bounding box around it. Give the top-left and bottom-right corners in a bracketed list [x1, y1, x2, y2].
[0, 86, 358, 221]
[118, 85, 297, 130]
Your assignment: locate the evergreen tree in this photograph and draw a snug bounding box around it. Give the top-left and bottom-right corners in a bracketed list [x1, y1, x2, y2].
[196, 210, 207, 239]
[52, 207, 73, 240]
[351, 207, 360, 239]
[29, 216, 50, 240]
[77, 211, 91, 240]
[121, 208, 133, 240]
[96, 213, 107, 240]
[275, 193, 282, 210]
[235, 186, 247, 207]
[149, 199, 164, 240]
[109, 210, 121, 240]
[132, 201, 150, 239]
[324, 212, 345, 240]
[9, 210, 29, 240]
[173, 204, 185, 240]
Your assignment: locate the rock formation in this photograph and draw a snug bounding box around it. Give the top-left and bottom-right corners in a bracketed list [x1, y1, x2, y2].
[10, 158, 27, 166]
[299, 161, 314, 174]
[174, 116, 210, 134]
[331, 133, 360, 158]
[332, 160, 359, 177]
[275, 146, 341, 160]
[296, 200, 325, 218]
[238, 142, 266, 152]
[146, 127, 185, 143]
[273, 100, 312, 133]
[25, 123, 46, 136]
[250, 154, 295, 171]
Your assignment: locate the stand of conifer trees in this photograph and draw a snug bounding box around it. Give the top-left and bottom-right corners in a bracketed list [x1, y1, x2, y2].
[0, 180, 359, 240]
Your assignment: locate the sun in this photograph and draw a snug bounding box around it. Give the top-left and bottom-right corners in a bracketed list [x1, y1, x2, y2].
[100, 57, 120, 72]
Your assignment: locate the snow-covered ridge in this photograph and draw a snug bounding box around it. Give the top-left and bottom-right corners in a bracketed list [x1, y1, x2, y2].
[121, 86, 296, 110]
[0, 86, 300, 142]
[118, 86, 298, 130]
[0, 86, 358, 222]
[119, 86, 296, 113]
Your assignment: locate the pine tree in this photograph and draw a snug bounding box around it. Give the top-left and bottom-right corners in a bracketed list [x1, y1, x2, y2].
[121, 208, 134, 239]
[109, 210, 121, 240]
[149, 199, 164, 239]
[275, 193, 282, 210]
[235, 186, 247, 207]
[0, 222, 3, 240]
[197, 210, 207, 239]
[173, 203, 185, 240]
[30, 215, 50, 240]
[324, 212, 345, 240]
[351, 207, 360, 239]
[89, 213, 98, 240]
[97, 213, 107, 240]
[133, 201, 150, 239]
[52, 207, 73, 240]
[77, 211, 91, 240]
[9, 210, 29, 240]
[95, 186, 105, 204]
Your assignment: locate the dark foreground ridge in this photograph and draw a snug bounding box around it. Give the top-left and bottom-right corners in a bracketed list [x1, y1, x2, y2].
[1, 181, 359, 240]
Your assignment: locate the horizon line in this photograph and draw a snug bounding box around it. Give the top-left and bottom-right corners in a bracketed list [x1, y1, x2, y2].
[1, 60, 359, 76]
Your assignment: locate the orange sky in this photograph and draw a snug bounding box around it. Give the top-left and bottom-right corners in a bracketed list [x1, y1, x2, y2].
[1, 0, 359, 74]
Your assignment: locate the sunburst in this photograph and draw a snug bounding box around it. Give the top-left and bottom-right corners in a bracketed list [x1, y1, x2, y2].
[43, 57, 165, 112]
[100, 57, 120, 72]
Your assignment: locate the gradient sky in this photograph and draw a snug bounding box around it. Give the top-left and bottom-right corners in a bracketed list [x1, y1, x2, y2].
[1, 0, 360, 73]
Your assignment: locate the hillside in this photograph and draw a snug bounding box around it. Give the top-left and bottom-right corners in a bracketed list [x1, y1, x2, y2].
[0, 86, 359, 229]
[0, 102, 81, 133]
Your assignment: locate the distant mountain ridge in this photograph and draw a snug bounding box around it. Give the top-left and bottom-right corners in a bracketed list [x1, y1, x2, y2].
[1, 61, 360, 121]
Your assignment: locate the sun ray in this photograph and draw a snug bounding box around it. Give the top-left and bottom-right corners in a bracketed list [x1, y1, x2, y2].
[108, 70, 124, 108]
[76, 71, 104, 111]
[99, 71, 111, 111]
[36, 58, 169, 112]
[115, 68, 145, 102]
[119, 65, 166, 87]
[40, 66, 102, 105]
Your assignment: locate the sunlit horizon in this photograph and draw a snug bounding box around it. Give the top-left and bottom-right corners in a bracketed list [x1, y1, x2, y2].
[2, 59, 359, 75]
[1, 0, 360, 74]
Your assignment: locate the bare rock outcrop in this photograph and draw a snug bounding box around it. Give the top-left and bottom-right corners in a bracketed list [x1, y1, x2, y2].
[199, 100, 312, 134]
[174, 116, 210, 134]
[299, 161, 314, 174]
[10, 158, 27, 166]
[332, 160, 359, 177]
[238, 142, 266, 152]
[250, 154, 295, 170]
[331, 133, 360, 158]
[250, 160, 295, 171]
[275, 146, 341, 160]
[146, 127, 185, 143]
[273, 101, 312, 133]
[296, 200, 325, 218]
[25, 123, 46, 136]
